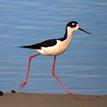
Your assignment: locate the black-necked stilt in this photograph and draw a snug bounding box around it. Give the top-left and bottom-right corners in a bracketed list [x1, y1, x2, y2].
[19, 21, 91, 95]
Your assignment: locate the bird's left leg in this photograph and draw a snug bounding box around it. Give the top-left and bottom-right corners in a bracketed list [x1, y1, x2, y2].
[19, 53, 41, 89]
[51, 56, 76, 96]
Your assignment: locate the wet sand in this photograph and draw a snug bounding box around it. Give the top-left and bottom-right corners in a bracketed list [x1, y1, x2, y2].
[0, 93, 107, 107]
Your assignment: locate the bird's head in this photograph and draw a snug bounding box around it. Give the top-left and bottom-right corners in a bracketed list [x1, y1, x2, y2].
[66, 21, 91, 34]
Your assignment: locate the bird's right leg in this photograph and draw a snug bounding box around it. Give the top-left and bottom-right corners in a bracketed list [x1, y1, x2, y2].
[51, 56, 76, 96]
[19, 53, 41, 89]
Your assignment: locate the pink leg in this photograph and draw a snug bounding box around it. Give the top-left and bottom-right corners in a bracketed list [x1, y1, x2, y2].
[19, 53, 41, 89]
[51, 56, 76, 96]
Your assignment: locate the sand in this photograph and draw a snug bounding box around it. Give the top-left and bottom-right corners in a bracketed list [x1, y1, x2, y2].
[0, 93, 107, 107]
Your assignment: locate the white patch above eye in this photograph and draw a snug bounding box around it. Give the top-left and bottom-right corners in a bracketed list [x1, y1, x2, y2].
[72, 23, 75, 25]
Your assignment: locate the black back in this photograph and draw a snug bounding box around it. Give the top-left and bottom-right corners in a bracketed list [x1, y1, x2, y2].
[20, 39, 57, 49]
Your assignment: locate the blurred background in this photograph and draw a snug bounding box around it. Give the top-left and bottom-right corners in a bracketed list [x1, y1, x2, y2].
[0, 0, 107, 95]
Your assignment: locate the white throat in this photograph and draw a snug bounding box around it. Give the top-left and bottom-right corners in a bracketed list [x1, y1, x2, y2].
[66, 26, 73, 39]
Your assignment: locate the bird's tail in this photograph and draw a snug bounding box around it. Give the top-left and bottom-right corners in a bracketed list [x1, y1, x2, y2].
[19, 45, 30, 48]
[17, 44, 37, 49]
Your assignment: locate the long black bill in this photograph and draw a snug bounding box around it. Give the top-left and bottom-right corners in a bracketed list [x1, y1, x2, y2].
[79, 28, 92, 34]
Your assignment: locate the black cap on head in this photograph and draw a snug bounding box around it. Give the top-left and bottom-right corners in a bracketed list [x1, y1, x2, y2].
[67, 21, 78, 28]
[66, 21, 92, 34]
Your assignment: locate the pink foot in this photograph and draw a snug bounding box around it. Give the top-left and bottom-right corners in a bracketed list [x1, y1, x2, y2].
[66, 89, 76, 96]
[19, 80, 28, 89]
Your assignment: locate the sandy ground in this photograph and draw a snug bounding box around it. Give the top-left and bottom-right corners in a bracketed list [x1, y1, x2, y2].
[0, 93, 107, 107]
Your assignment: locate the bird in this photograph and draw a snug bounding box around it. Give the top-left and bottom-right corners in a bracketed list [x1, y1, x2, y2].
[19, 21, 91, 96]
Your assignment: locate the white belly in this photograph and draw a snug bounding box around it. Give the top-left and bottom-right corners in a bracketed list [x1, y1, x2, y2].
[35, 38, 72, 56]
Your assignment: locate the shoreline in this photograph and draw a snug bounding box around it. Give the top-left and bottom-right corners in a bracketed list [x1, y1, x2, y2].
[0, 93, 107, 107]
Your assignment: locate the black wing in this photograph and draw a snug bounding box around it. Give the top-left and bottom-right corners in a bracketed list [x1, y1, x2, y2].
[20, 39, 57, 49]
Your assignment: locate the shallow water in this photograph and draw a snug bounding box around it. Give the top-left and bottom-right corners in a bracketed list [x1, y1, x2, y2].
[0, 0, 107, 95]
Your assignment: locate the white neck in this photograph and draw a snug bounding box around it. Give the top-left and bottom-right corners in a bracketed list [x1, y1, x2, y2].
[66, 26, 73, 39]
